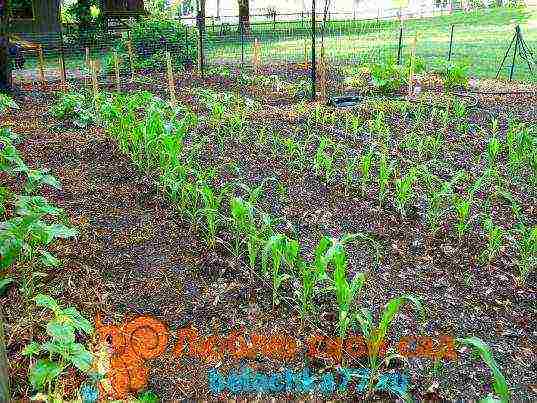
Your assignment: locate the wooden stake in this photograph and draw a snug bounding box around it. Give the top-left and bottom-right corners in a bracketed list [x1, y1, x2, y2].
[165, 51, 177, 107]
[127, 40, 135, 82]
[85, 47, 90, 68]
[408, 33, 418, 98]
[37, 46, 46, 87]
[90, 60, 99, 110]
[252, 38, 261, 74]
[319, 48, 327, 103]
[114, 51, 120, 92]
[59, 56, 67, 91]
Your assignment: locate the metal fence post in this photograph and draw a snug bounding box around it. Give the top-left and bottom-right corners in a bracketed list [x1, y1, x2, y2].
[509, 25, 520, 81]
[311, 0, 316, 101]
[240, 21, 245, 67]
[197, 1, 205, 77]
[447, 24, 454, 62]
[397, 25, 403, 65]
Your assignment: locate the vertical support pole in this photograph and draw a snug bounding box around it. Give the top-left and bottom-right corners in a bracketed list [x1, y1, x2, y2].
[197, 0, 205, 77]
[409, 33, 417, 97]
[0, 313, 9, 403]
[90, 60, 99, 110]
[165, 51, 177, 107]
[397, 25, 403, 65]
[126, 37, 135, 82]
[311, 0, 316, 101]
[509, 25, 520, 81]
[241, 21, 245, 67]
[59, 25, 67, 85]
[85, 47, 90, 69]
[38, 46, 46, 88]
[185, 25, 188, 52]
[59, 56, 66, 91]
[114, 51, 120, 92]
[448, 24, 454, 62]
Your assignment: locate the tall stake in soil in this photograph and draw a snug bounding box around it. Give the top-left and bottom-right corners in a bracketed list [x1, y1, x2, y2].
[38, 46, 46, 88]
[0, 312, 10, 401]
[408, 33, 418, 98]
[165, 51, 177, 107]
[114, 51, 120, 92]
[90, 60, 99, 110]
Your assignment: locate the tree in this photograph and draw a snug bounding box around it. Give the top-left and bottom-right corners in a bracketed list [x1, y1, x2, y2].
[0, 0, 12, 92]
[238, 0, 249, 32]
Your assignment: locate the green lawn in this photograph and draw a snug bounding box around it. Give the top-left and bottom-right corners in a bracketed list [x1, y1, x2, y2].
[204, 6, 537, 82]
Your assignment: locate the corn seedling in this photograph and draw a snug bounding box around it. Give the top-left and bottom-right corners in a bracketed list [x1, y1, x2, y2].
[422, 169, 467, 233]
[514, 223, 537, 284]
[261, 234, 297, 306]
[377, 153, 395, 206]
[456, 337, 510, 403]
[314, 136, 339, 184]
[453, 195, 472, 239]
[229, 196, 256, 257]
[199, 184, 227, 248]
[394, 168, 417, 217]
[359, 148, 375, 196]
[296, 259, 325, 322]
[354, 295, 424, 396]
[480, 216, 503, 264]
[486, 133, 502, 168]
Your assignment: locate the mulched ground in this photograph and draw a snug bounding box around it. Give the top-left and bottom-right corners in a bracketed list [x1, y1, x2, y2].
[1, 65, 537, 401]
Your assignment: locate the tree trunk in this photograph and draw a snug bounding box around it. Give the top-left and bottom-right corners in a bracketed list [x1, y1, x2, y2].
[238, 0, 249, 34]
[0, 0, 12, 93]
[0, 312, 10, 402]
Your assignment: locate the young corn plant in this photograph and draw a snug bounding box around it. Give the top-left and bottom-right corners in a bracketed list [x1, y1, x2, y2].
[296, 259, 326, 322]
[394, 168, 417, 217]
[377, 153, 395, 206]
[229, 196, 256, 258]
[453, 195, 472, 239]
[456, 337, 510, 403]
[314, 136, 339, 184]
[261, 234, 299, 306]
[344, 155, 359, 195]
[354, 295, 424, 398]
[359, 148, 375, 196]
[486, 133, 502, 169]
[199, 184, 227, 249]
[422, 170, 467, 233]
[480, 216, 503, 264]
[514, 223, 537, 285]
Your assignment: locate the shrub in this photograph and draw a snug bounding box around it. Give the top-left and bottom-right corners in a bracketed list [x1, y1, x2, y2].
[441, 61, 471, 91]
[369, 59, 406, 93]
[109, 17, 196, 71]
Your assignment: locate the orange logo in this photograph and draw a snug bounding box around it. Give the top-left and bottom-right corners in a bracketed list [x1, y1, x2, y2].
[94, 314, 169, 399]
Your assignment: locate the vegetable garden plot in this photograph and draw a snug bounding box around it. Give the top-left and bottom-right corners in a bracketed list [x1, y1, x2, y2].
[1, 65, 537, 402]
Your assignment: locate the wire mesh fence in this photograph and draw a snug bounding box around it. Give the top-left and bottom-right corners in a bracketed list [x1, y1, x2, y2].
[7, 6, 537, 93]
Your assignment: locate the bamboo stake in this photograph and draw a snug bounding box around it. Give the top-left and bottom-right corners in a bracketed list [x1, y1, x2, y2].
[319, 48, 327, 103]
[114, 51, 120, 92]
[0, 313, 9, 402]
[59, 56, 67, 91]
[85, 47, 90, 68]
[252, 38, 261, 74]
[408, 33, 418, 98]
[37, 46, 46, 87]
[90, 60, 99, 110]
[127, 40, 135, 82]
[304, 37, 309, 68]
[165, 51, 177, 107]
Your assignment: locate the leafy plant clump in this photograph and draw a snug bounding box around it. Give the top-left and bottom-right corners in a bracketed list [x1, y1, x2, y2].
[51, 92, 95, 128]
[108, 17, 196, 72]
[441, 60, 471, 91]
[22, 294, 93, 398]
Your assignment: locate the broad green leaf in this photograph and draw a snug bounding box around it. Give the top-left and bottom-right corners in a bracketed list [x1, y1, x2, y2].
[62, 307, 94, 335]
[34, 294, 61, 315]
[46, 321, 76, 344]
[29, 359, 63, 391]
[67, 342, 93, 371]
[47, 224, 78, 239]
[39, 250, 61, 267]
